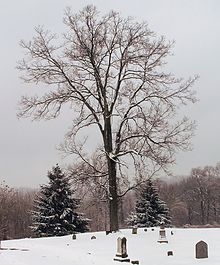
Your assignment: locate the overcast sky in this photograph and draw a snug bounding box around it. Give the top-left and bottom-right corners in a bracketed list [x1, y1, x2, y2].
[0, 0, 220, 187]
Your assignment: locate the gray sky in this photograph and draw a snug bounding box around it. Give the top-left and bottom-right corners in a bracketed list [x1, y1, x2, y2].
[0, 0, 220, 187]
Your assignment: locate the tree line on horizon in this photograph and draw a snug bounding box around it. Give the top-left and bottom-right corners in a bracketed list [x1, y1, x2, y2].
[0, 162, 219, 239]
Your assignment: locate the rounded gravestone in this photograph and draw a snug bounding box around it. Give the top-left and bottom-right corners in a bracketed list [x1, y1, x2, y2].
[195, 241, 208, 259]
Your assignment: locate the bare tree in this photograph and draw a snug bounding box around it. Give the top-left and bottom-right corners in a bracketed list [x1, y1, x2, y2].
[186, 166, 220, 225]
[158, 164, 220, 226]
[0, 182, 36, 239]
[17, 6, 197, 231]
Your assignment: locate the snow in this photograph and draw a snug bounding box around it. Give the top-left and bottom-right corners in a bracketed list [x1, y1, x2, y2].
[0, 227, 219, 265]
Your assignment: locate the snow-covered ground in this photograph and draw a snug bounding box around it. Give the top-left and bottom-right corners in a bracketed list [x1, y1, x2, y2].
[0, 227, 219, 265]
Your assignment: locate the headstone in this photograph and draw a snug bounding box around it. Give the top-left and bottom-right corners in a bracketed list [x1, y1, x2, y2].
[72, 233, 76, 240]
[131, 261, 139, 264]
[91, 236, 96, 240]
[114, 237, 130, 262]
[167, 251, 173, 256]
[144, 228, 147, 232]
[132, 227, 138, 234]
[157, 228, 168, 243]
[195, 241, 208, 259]
[160, 223, 165, 230]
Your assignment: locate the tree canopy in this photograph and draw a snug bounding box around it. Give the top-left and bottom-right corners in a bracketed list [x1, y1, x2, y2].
[18, 5, 197, 231]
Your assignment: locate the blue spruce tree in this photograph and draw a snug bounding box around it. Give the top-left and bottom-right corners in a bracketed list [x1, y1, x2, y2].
[31, 164, 89, 237]
[128, 179, 171, 227]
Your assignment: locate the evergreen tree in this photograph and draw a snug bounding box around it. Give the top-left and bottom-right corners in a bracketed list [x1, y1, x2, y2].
[127, 179, 171, 227]
[31, 164, 89, 237]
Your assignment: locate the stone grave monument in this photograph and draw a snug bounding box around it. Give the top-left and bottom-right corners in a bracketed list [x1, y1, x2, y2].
[132, 227, 138, 234]
[157, 227, 168, 243]
[195, 241, 208, 259]
[131, 261, 139, 264]
[114, 237, 130, 262]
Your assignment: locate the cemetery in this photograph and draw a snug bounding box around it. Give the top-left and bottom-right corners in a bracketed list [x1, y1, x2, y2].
[0, 227, 219, 265]
[0, 2, 219, 265]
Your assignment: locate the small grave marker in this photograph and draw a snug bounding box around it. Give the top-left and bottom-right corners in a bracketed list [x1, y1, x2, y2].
[195, 241, 208, 259]
[114, 237, 130, 262]
[72, 233, 76, 240]
[144, 228, 147, 232]
[157, 228, 168, 243]
[167, 251, 173, 256]
[160, 223, 165, 230]
[131, 260, 139, 264]
[91, 235, 96, 240]
[132, 227, 138, 234]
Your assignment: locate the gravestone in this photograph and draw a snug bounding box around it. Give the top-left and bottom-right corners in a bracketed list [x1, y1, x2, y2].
[167, 251, 173, 256]
[114, 237, 130, 262]
[144, 228, 147, 232]
[195, 241, 208, 259]
[91, 236, 96, 240]
[132, 227, 138, 234]
[160, 223, 165, 230]
[72, 233, 76, 240]
[131, 260, 139, 264]
[157, 228, 168, 243]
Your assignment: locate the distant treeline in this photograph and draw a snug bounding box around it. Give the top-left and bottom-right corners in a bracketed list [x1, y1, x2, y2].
[0, 183, 36, 239]
[0, 163, 220, 239]
[80, 163, 220, 230]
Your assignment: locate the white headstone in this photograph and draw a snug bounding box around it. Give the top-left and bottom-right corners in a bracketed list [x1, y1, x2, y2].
[114, 237, 130, 262]
[157, 228, 168, 243]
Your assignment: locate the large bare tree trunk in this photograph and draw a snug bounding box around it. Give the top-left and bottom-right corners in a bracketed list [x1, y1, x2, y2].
[108, 158, 119, 231]
[105, 116, 119, 231]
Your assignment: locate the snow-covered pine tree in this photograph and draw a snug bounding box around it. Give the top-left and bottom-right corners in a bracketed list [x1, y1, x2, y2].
[31, 164, 89, 237]
[127, 179, 171, 227]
